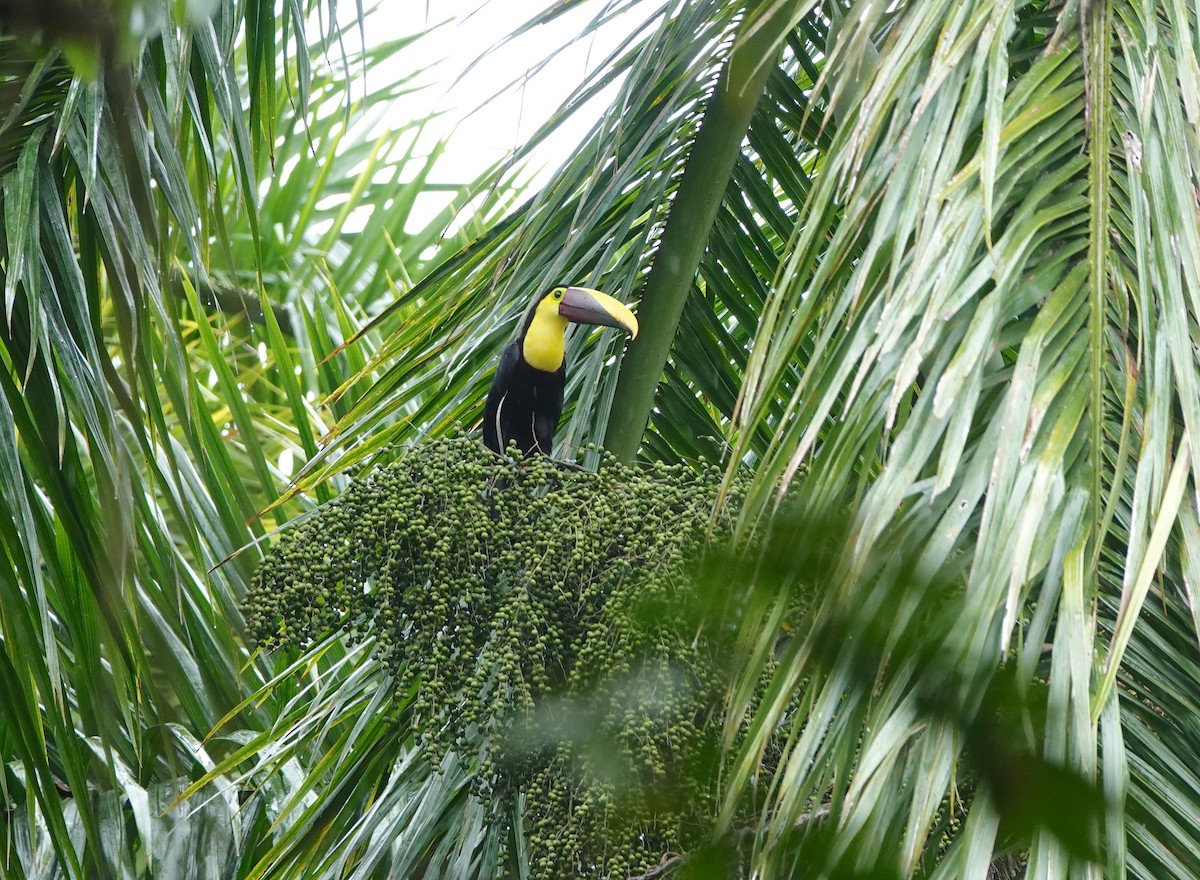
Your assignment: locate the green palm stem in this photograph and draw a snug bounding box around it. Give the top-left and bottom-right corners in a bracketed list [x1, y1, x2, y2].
[604, 0, 802, 463]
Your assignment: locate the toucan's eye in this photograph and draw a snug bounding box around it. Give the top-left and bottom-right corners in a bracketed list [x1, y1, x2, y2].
[552, 288, 565, 300]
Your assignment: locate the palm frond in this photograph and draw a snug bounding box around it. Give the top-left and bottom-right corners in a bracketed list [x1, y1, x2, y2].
[0, 2, 511, 874]
[721, 0, 1200, 876]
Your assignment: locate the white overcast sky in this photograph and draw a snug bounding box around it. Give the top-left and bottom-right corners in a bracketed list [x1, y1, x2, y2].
[347, 0, 640, 230]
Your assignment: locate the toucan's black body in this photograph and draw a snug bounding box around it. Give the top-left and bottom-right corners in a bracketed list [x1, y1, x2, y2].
[482, 340, 566, 456]
[483, 340, 565, 456]
[482, 286, 638, 457]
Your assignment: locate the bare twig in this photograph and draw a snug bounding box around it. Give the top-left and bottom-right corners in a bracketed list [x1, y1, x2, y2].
[628, 854, 685, 880]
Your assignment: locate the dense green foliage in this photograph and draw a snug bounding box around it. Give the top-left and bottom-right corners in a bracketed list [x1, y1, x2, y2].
[5, 0, 1200, 877]
[247, 437, 748, 877]
[0, 2, 511, 876]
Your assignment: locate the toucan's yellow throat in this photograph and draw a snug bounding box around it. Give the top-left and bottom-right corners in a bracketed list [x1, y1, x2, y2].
[521, 286, 639, 373]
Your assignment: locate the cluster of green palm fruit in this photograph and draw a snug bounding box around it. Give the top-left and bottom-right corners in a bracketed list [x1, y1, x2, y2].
[245, 437, 748, 878]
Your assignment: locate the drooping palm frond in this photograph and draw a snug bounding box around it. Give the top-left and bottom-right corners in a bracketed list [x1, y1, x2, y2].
[0, 5, 291, 868]
[0, 2, 513, 875]
[721, 0, 1200, 876]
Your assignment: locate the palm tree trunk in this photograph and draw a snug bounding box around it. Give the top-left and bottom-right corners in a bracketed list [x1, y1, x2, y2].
[604, 0, 803, 462]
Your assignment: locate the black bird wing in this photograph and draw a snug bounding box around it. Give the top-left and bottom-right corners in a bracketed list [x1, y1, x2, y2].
[531, 366, 565, 455]
[483, 342, 566, 455]
[483, 342, 521, 453]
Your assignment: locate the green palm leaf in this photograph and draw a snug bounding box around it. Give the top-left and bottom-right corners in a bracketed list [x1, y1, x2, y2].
[0, 2, 513, 875]
[5, 0, 1200, 876]
[717, 1, 1200, 877]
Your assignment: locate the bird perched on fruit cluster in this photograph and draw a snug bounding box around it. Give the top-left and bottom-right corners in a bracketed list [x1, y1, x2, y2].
[483, 286, 638, 456]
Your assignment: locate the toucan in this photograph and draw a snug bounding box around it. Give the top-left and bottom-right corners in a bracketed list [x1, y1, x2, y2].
[483, 286, 638, 456]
